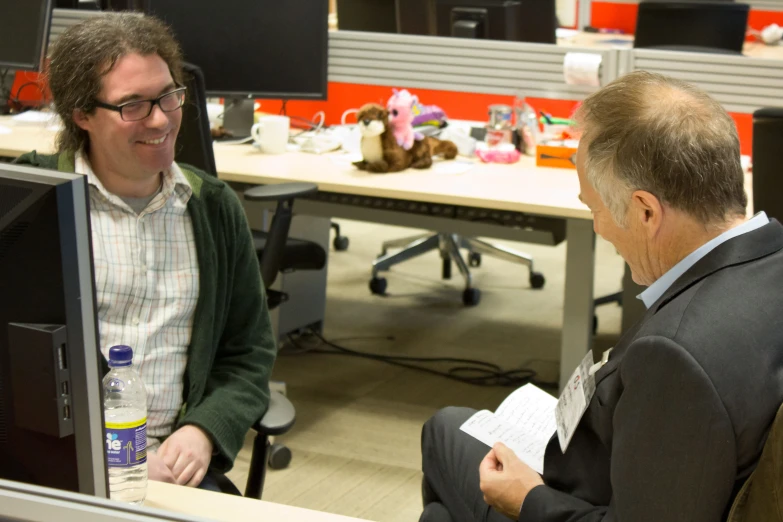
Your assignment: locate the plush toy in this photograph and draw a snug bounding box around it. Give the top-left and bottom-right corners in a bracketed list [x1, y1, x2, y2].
[353, 103, 458, 174]
[387, 89, 419, 151]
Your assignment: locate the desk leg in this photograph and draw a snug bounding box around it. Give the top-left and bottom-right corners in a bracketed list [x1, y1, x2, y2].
[560, 219, 595, 391]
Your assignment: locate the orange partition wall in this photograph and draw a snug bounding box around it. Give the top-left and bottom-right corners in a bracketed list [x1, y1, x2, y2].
[258, 82, 580, 127]
[589, 2, 638, 34]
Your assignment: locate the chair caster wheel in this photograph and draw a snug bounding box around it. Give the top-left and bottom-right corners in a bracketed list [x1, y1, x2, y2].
[268, 443, 292, 470]
[369, 277, 387, 295]
[333, 235, 349, 251]
[462, 287, 481, 306]
[468, 252, 482, 267]
[529, 272, 545, 289]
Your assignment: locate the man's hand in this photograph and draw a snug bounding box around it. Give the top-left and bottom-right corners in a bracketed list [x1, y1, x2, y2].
[479, 442, 544, 519]
[156, 425, 214, 487]
[147, 451, 177, 483]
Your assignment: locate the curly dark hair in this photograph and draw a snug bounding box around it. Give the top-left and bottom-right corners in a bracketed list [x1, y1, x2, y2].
[47, 13, 184, 153]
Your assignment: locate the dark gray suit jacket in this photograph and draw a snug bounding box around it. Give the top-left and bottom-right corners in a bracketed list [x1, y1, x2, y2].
[520, 220, 783, 522]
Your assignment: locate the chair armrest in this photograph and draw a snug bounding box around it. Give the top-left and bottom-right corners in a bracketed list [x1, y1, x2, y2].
[244, 182, 318, 202]
[252, 390, 296, 436]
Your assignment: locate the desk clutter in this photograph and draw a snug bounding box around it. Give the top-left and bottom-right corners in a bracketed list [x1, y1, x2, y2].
[216, 88, 580, 172]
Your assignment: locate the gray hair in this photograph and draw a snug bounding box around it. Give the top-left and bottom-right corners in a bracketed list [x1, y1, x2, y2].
[574, 71, 747, 227]
[47, 13, 184, 154]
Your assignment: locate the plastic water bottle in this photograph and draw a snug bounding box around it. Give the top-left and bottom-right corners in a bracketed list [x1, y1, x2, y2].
[102, 345, 148, 505]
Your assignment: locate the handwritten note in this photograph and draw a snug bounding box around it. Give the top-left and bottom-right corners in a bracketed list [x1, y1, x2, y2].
[459, 383, 557, 474]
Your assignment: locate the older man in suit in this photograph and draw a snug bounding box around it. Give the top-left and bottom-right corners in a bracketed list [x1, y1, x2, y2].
[419, 70, 783, 522]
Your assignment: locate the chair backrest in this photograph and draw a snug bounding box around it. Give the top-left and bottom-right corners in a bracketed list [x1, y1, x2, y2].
[727, 401, 783, 521]
[752, 108, 783, 222]
[634, 1, 750, 54]
[176, 62, 217, 177]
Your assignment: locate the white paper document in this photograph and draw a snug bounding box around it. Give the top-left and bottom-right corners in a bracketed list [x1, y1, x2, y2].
[555, 350, 597, 453]
[459, 383, 557, 474]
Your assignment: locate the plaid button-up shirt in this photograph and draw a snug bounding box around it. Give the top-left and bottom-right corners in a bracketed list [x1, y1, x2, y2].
[76, 152, 199, 450]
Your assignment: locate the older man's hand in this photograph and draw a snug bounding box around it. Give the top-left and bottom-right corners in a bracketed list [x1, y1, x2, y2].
[156, 425, 213, 487]
[479, 442, 544, 519]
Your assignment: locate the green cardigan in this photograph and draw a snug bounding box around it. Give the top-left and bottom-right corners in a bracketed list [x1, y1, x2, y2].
[15, 150, 277, 473]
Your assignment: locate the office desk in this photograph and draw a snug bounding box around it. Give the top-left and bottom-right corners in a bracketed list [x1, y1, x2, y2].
[145, 481, 369, 521]
[0, 117, 594, 390]
[214, 145, 595, 392]
[0, 478, 368, 522]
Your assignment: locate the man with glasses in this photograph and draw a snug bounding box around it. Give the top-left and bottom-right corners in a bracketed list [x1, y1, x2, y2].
[15, 13, 277, 492]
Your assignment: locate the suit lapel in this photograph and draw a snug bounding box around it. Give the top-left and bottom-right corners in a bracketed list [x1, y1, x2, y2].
[593, 220, 783, 387]
[652, 220, 783, 313]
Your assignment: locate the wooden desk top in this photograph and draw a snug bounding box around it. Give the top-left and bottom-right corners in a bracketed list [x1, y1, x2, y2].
[0, 117, 591, 220]
[144, 481, 370, 522]
[214, 143, 590, 220]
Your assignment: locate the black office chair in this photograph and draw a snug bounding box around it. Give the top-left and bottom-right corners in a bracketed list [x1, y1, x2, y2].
[752, 108, 783, 221]
[178, 62, 320, 498]
[634, 1, 750, 54]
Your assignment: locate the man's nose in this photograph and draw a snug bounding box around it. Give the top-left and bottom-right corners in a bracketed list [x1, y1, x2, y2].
[146, 104, 169, 127]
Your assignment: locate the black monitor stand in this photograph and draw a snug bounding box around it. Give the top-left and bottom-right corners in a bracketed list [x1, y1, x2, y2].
[222, 97, 256, 140]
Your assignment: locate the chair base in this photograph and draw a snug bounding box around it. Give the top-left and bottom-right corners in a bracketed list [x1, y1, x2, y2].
[370, 233, 545, 305]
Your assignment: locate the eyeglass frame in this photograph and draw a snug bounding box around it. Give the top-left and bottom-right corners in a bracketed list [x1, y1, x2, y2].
[92, 86, 187, 122]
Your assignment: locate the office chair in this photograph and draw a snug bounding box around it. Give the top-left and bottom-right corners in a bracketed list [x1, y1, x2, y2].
[752, 108, 783, 221]
[634, 1, 750, 54]
[369, 233, 545, 306]
[178, 62, 319, 498]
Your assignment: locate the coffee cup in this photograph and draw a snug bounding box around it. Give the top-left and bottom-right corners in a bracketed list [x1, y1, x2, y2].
[251, 115, 289, 154]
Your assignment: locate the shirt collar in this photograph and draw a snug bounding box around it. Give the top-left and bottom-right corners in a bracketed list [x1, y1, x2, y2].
[74, 150, 192, 211]
[638, 211, 770, 309]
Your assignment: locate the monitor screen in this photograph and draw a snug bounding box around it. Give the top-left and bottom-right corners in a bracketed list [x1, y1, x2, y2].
[0, 164, 108, 497]
[145, 0, 329, 100]
[0, 0, 54, 71]
[634, 1, 750, 54]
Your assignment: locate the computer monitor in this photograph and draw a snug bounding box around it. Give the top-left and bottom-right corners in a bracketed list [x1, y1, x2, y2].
[0, 0, 54, 71]
[398, 0, 556, 44]
[145, 0, 329, 138]
[634, 1, 750, 54]
[0, 164, 108, 498]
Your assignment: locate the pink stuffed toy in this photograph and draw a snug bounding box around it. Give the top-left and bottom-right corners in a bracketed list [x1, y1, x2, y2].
[387, 89, 418, 151]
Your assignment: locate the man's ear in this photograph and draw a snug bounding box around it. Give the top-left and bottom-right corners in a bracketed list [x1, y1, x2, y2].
[631, 190, 663, 237]
[72, 109, 91, 131]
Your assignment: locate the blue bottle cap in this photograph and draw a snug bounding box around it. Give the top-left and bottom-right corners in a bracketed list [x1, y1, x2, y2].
[108, 345, 133, 367]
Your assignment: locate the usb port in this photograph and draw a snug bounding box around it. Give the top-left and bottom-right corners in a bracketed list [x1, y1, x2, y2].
[58, 344, 67, 370]
[62, 382, 69, 396]
[63, 405, 71, 420]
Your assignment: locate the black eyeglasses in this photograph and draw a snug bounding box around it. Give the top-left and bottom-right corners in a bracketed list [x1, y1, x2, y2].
[94, 86, 187, 122]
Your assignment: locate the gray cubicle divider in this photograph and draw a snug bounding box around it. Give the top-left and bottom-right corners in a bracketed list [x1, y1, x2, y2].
[620, 48, 783, 113]
[49, 9, 109, 48]
[328, 30, 620, 102]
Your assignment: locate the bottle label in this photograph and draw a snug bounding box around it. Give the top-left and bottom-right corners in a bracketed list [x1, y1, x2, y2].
[105, 418, 147, 468]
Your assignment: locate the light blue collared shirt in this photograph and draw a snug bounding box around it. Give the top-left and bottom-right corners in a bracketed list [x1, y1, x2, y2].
[638, 212, 770, 309]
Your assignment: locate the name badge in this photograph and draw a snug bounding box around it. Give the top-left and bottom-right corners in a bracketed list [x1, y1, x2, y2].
[555, 348, 611, 453]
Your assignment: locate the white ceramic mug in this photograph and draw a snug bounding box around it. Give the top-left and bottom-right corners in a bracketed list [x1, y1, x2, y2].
[251, 115, 290, 154]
